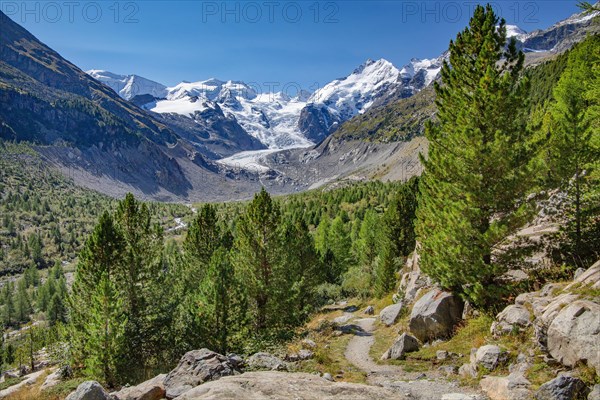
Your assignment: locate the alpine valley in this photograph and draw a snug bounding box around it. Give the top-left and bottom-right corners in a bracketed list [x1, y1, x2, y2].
[1, 8, 598, 201]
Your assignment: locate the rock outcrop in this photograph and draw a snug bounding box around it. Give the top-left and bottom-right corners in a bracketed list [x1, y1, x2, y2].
[409, 289, 464, 342]
[547, 301, 600, 374]
[163, 349, 240, 399]
[173, 371, 407, 399]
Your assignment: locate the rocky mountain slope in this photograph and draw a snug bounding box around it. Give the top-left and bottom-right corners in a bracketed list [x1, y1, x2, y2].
[0, 11, 269, 202]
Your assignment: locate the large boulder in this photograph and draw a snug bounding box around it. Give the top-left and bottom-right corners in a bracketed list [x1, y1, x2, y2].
[480, 373, 532, 400]
[474, 345, 508, 371]
[534, 376, 589, 400]
[409, 290, 464, 342]
[174, 371, 403, 399]
[66, 381, 112, 400]
[112, 374, 166, 400]
[247, 352, 287, 371]
[379, 302, 403, 326]
[491, 305, 531, 336]
[547, 300, 600, 374]
[381, 333, 419, 360]
[163, 349, 239, 399]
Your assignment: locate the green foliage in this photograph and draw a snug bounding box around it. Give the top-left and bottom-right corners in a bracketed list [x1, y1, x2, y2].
[547, 36, 600, 267]
[416, 5, 533, 306]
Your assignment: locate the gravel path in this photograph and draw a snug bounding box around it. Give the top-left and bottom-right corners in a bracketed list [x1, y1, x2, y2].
[342, 313, 486, 400]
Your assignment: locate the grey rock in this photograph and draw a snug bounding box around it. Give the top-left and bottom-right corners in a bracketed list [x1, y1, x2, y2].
[301, 339, 317, 349]
[66, 381, 111, 400]
[322, 372, 334, 381]
[565, 260, 600, 291]
[480, 373, 532, 400]
[492, 305, 531, 336]
[475, 345, 508, 371]
[437, 350, 449, 360]
[534, 376, 589, 400]
[379, 302, 403, 326]
[247, 352, 287, 371]
[163, 349, 239, 399]
[112, 374, 166, 400]
[175, 371, 404, 399]
[333, 314, 352, 325]
[547, 300, 600, 374]
[381, 332, 419, 360]
[573, 268, 586, 280]
[458, 363, 477, 379]
[409, 290, 464, 342]
[364, 305, 375, 315]
[588, 385, 600, 400]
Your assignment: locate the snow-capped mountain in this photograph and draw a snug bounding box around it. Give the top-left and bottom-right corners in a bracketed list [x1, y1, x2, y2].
[298, 56, 444, 142]
[87, 70, 168, 100]
[308, 59, 400, 121]
[147, 79, 312, 149]
[505, 24, 528, 41]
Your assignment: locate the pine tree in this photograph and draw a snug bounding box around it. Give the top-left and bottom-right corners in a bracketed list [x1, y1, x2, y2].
[84, 274, 127, 388]
[357, 209, 381, 267]
[195, 247, 236, 354]
[328, 215, 353, 281]
[69, 211, 124, 373]
[48, 292, 67, 326]
[416, 4, 531, 306]
[374, 177, 419, 297]
[15, 279, 32, 323]
[233, 188, 282, 331]
[278, 219, 322, 325]
[113, 193, 165, 379]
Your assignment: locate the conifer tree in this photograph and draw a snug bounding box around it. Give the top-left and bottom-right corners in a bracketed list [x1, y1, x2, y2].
[416, 4, 531, 305]
[84, 274, 127, 387]
[233, 188, 282, 331]
[113, 193, 164, 375]
[69, 211, 124, 373]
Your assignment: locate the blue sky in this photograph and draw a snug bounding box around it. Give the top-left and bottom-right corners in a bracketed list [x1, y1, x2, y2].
[3, 1, 581, 90]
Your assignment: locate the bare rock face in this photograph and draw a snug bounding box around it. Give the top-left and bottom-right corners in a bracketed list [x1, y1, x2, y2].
[534, 376, 589, 400]
[409, 290, 464, 342]
[65, 381, 112, 400]
[112, 374, 166, 400]
[163, 349, 240, 399]
[547, 301, 600, 374]
[379, 302, 403, 326]
[174, 371, 407, 399]
[381, 333, 420, 360]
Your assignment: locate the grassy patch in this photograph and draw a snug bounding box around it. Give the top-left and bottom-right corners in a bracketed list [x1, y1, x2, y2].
[294, 332, 367, 384]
